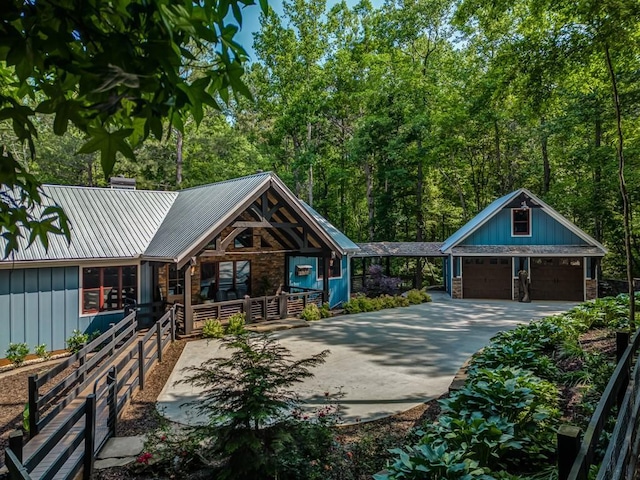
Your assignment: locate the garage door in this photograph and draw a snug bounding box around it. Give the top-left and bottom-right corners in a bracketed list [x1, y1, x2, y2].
[462, 257, 512, 299]
[530, 257, 583, 301]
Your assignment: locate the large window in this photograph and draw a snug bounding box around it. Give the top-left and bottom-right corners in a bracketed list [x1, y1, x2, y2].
[199, 260, 251, 301]
[512, 209, 531, 236]
[317, 257, 342, 279]
[82, 266, 137, 314]
[167, 264, 183, 296]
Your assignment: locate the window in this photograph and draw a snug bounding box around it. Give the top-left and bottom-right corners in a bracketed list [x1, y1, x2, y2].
[199, 260, 251, 301]
[317, 257, 342, 279]
[234, 230, 253, 248]
[82, 266, 137, 314]
[167, 264, 183, 296]
[512, 209, 531, 236]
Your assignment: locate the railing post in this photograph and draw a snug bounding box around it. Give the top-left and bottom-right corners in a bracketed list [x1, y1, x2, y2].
[28, 375, 39, 438]
[156, 321, 163, 363]
[79, 346, 86, 386]
[558, 425, 582, 480]
[138, 340, 145, 391]
[170, 308, 176, 342]
[303, 293, 308, 309]
[617, 331, 631, 407]
[84, 394, 96, 480]
[245, 297, 252, 323]
[108, 367, 117, 437]
[109, 322, 116, 354]
[279, 293, 288, 319]
[8, 429, 23, 463]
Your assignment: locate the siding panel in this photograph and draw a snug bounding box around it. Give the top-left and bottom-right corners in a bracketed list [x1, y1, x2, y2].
[65, 267, 80, 339]
[10, 270, 25, 344]
[24, 269, 40, 349]
[287, 256, 349, 307]
[51, 268, 67, 351]
[38, 269, 53, 352]
[0, 270, 11, 352]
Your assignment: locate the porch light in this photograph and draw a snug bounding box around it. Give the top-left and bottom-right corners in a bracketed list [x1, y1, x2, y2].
[520, 200, 529, 210]
[190, 257, 197, 276]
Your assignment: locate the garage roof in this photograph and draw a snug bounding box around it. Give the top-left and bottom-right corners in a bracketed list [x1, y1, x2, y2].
[451, 245, 606, 256]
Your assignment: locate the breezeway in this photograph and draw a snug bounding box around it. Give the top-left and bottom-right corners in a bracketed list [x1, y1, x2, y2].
[157, 292, 576, 425]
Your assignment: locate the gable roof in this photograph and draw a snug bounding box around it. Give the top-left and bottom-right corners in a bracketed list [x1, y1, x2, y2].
[1, 172, 358, 266]
[441, 188, 607, 255]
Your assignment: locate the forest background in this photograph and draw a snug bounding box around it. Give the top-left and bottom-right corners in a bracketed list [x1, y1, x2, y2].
[3, 0, 639, 280]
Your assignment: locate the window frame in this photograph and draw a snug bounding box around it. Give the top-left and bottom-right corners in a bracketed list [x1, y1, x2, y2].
[80, 264, 139, 316]
[317, 257, 343, 280]
[511, 208, 532, 237]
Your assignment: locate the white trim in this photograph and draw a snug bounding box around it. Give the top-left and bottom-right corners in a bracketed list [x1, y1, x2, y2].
[511, 208, 532, 238]
[316, 257, 343, 281]
[450, 252, 604, 257]
[78, 262, 141, 318]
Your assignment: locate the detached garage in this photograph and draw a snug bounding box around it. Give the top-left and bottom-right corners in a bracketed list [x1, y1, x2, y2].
[442, 189, 607, 302]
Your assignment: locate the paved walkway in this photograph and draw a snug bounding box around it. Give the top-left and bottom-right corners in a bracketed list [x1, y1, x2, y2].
[157, 292, 576, 425]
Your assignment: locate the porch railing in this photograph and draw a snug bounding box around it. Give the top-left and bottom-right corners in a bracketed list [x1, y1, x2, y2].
[174, 286, 325, 333]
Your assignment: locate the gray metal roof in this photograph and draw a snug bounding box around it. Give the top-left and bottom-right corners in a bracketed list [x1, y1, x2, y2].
[353, 242, 445, 258]
[451, 245, 606, 256]
[3, 185, 177, 262]
[143, 172, 271, 261]
[301, 202, 360, 253]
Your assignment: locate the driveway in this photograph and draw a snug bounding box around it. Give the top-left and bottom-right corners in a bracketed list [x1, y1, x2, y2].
[157, 292, 576, 425]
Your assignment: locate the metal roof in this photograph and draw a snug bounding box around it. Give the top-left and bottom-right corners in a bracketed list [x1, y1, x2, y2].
[451, 245, 605, 256]
[441, 190, 519, 252]
[440, 188, 607, 255]
[353, 242, 445, 258]
[3, 185, 178, 262]
[301, 202, 360, 253]
[143, 172, 271, 261]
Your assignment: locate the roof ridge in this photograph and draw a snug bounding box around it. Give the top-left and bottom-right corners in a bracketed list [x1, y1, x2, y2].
[43, 184, 178, 195]
[178, 171, 273, 192]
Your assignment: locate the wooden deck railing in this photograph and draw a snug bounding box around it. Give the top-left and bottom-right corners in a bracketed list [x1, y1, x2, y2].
[6, 307, 176, 480]
[558, 329, 640, 480]
[174, 287, 326, 333]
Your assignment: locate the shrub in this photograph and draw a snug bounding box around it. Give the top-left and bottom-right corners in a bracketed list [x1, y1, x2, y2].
[202, 319, 225, 338]
[6, 343, 30, 367]
[365, 264, 401, 297]
[469, 341, 559, 380]
[34, 343, 50, 360]
[225, 312, 246, 335]
[66, 329, 89, 354]
[405, 289, 431, 305]
[301, 303, 321, 321]
[180, 333, 330, 479]
[319, 302, 332, 318]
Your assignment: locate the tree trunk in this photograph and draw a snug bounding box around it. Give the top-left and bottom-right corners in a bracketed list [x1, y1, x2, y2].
[605, 45, 635, 330]
[307, 122, 313, 206]
[594, 113, 603, 243]
[365, 159, 374, 241]
[494, 119, 502, 191]
[176, 129, 183, 186]
[415, 154, 424, 289]
[541, 117, 550, 194]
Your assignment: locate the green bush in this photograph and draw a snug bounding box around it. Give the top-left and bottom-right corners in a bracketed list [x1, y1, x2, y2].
[405, 289, 432, 305]
[469, 341, 559, 380]
[343, 293, 415, 314]
[34, 343, 50, 360]
[225, 313, 246, 335]
[319, 302, 331, 318]
[202, 319, 225, 338]
[66, 329, 89, 354]
[301, 303, 321, 321]
[6, 343, 30, 367]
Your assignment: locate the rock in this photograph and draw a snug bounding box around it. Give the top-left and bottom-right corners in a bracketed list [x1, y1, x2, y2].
[97, 436, 145, 459]
[94, 457, 137, 469]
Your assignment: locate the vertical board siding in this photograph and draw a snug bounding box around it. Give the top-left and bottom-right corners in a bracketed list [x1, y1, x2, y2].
[462, 208, 586, 246]
[0, 266, 123, 358]
[287, 256, 349, 307]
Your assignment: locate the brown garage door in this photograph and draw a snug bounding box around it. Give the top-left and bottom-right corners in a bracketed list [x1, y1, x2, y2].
[462, 257, 512, 299]
[530, 257, 583, 301]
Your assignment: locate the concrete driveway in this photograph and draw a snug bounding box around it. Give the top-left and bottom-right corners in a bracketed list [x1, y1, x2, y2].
[157, 292, 576, 425]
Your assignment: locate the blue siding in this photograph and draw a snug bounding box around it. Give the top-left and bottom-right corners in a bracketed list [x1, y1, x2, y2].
[0, 266, 123, 358]
[287, 256, 349, 307]
[462, 208, 586, 246]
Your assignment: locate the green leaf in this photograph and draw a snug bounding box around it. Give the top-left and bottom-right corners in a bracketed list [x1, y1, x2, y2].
[77, 127, 135, 178]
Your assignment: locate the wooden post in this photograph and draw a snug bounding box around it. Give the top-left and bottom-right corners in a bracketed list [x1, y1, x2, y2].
[84, 394, 96, 480]
[8, 430, 23, 463]
[109, 323, 116, 353]
[28, 375, 38, 438]
[616, 331, 629, 363]
[108, 367, 117, 437]
[245, 296, 252, 323]
[79, 348, 86, 386]
[138, 340, 145, 391]
[184, 265, 193, 335]
[557, 425, 582, 480]
[156, 321, 163, 363]
[170, 308, 176, 342]
[322, 253, 330, 304]
[279, 293, 288, 319]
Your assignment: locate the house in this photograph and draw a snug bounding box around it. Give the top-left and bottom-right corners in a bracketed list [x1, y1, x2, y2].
[441, 188, 607, 301]
[0, 172, 359, 356]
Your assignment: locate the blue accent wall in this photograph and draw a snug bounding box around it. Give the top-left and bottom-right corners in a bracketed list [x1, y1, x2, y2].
[0, 267, 123, 358]
[287, 256, 349, 307]
[462, 208, 587, 246]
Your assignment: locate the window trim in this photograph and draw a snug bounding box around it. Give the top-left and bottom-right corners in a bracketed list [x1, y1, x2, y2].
[511, 208, 532, 237]
[316, 257, 343, 280]
[79, 262, 140, 317]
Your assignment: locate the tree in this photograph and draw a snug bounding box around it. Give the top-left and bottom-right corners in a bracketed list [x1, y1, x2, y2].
[0, 0, 264, 256]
